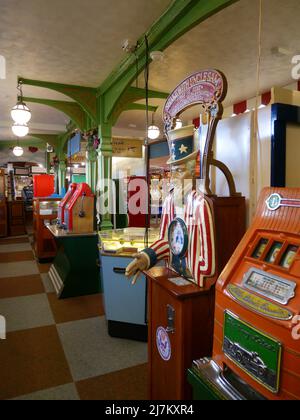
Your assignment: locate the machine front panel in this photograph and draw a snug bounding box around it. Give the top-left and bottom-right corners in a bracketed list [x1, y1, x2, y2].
[223, 311, 282, 394]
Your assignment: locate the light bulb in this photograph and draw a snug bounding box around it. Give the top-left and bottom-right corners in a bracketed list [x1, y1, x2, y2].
[13, 146, 24, 157]
[148, 125, 160, 140]
[11, 102, 31, 124]
[12, 123, 29, 137]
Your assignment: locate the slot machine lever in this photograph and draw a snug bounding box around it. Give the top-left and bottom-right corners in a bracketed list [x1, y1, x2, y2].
[166, 304, 175, 334]
[79, 193, 86, 218]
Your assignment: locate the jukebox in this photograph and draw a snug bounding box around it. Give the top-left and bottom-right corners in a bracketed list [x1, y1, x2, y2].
[126, 69, 246, 400]
[189, 188, 300, 400]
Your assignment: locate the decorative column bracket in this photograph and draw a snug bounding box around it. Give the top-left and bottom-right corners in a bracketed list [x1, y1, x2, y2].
[18, 77, 97, 124]
[22, 97, 88, 131]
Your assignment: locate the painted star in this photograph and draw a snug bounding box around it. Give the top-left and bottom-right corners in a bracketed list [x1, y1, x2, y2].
[179, 144, 188, 154]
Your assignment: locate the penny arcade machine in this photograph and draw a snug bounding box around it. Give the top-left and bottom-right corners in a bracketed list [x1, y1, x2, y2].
[145, 70, 246, 400]
[47, 183, 100, 299]
[57, 183, 77, 228]
[189, 188, 300, 400]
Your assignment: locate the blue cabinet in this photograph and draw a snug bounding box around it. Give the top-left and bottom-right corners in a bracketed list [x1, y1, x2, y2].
[101, 254, 148, 342]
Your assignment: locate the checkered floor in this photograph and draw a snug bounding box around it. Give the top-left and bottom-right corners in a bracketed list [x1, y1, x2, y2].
[0, 232, 148, 400]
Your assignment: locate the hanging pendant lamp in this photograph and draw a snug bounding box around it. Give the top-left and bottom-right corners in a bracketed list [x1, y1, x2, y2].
[11, 81, 31, 125]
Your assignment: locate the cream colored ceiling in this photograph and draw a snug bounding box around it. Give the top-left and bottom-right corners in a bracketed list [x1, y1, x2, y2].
[119, 0, 300, 132]
[0, 0, 172, 140]
[1, 0, 300, 144]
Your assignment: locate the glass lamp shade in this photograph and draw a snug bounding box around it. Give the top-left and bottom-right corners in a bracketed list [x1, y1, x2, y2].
[11, 102, 31, 124]
[12, 123, 29, 137]
[148, 125, 160, 140]
[13, 146, 24, 157]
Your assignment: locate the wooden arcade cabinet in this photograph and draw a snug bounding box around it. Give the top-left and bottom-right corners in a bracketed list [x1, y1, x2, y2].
[146, 70, 246, 400]
[189, 188, 300, 400]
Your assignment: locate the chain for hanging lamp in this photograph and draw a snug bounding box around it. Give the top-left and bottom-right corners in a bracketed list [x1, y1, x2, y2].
[11, 81, 31, 137]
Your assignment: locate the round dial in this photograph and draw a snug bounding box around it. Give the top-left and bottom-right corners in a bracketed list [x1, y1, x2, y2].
[168, 218, 188, 258]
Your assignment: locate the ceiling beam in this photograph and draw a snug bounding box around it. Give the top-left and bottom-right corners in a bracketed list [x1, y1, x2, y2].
[99, 0, 238, 123]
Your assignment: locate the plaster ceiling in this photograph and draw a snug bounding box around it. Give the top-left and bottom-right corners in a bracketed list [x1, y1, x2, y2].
[0, 0, 172, 141]
[1, 0, 300, 147]
[119, 0, 300, 131]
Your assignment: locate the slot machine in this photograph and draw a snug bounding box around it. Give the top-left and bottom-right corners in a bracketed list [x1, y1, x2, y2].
[64, 183, 95, 234]
[58, 183, 77, 227]
[190, 188, 300, 400]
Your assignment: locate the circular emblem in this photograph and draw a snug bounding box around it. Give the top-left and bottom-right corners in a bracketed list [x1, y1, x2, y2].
[156, 327, 171, 361]
[266, 194, 282, 211]
[168, 218, 189, 258]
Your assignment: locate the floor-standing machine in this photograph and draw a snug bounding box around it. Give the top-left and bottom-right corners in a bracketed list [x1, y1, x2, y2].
[47, 183, 100, 299]
[189, 188, 300, 400]
[129, 70, 246, 400]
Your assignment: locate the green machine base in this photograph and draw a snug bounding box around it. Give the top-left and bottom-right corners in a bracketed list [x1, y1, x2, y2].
[49, 234, 101, 299]
[187, 359, 266, 401]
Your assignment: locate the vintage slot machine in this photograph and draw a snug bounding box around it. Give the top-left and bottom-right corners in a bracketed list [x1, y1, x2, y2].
[64, 183, 95, 234]
[189, 187, 300, 400]
[135, 70, 247, 400]
[58, 183, 77, 227]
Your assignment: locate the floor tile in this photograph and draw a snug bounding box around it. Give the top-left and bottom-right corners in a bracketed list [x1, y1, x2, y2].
[0, 251, 34, 263]
[0, 237, 29, 245]
[41, 273, 55, 294]
[48, 293, 105, 324]
[0, 243, 32, 253]
[0, 294, 55, 332]
[76, 364, 148, 400]
[0, 326, 72, 400]
[57, 317, 148, 382]
[37, 262, 52, 274]
[0, 275, 44, 299]
[0, 261, 39, 278]
[12, 383, 79, 401]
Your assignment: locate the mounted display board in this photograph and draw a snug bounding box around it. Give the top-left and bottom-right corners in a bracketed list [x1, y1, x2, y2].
[112, 138, 143, 158]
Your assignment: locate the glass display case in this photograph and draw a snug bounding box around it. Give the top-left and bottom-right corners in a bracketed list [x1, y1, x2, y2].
[99, 227, 160, 255]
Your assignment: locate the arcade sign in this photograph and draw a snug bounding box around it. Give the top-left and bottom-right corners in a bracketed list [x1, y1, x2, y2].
[163, 69, 227, 132]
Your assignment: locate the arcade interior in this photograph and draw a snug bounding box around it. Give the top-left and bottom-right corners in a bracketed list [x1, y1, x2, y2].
[0, 0, 300, 401]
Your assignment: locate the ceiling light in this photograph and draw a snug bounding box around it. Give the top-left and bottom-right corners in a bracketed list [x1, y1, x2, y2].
[148, 125, 160, 140]
[12, 123, 29, 137]
[13, 146, 24, 157]
[148, 112, 160, 140]
[11, 81, 31, 124]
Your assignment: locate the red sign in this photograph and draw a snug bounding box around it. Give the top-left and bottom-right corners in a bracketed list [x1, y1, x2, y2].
[163, 69, 226, 131]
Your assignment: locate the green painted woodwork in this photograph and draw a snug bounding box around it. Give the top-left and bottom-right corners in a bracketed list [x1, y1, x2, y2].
[19, 77, 97, 123]
[22, 97, 87, 131]
[97, 123, 113, 230]
[188, 368, 223, 400]
[98, 0, 238, 122]
[124, 104, 158, 113]
[52, 234, 101, 299]
[58, 160, 67, 195]
[86, 145, 98, 193]
[0, 139, 46, 150]
[30, 133, 62, 149]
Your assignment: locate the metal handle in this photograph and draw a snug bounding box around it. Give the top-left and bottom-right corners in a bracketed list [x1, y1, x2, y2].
[166, 304, 175, 334]
[113, 267, 126, 274]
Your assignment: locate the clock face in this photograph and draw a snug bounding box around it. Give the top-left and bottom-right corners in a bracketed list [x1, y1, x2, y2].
[168, 218, 188, 257]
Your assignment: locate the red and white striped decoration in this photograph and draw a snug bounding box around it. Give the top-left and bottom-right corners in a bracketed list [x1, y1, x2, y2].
[147, 191, 215, 287]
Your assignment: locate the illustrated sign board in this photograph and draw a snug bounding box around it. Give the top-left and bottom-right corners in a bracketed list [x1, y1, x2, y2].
[112, 138, 143, 158]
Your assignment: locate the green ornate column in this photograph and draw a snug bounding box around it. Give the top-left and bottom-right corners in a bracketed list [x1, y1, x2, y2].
[58, 160, 67, 195]
[86, 144, 97, 194]
[97, 123, 113, 230]
[45, 152, 51, 175]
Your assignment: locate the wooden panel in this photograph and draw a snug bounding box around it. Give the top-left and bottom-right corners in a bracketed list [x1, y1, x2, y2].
[72, 196, 94, 234]
[8, 201, 26, 236]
